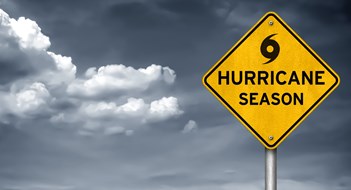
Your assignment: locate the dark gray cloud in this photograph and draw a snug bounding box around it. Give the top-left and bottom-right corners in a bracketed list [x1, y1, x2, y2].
[0, 0, 350, 189]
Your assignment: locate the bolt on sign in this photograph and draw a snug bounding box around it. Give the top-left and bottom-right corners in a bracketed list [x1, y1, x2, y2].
[203, 12, 340, 149]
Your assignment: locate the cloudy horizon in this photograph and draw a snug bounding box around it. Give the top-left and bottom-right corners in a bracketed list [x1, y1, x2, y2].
[0, 0, 350, 189]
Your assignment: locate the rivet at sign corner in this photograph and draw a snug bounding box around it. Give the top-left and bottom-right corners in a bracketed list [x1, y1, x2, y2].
[202, 11, 340, 190]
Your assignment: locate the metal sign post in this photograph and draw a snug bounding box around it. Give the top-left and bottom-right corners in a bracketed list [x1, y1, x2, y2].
[265, 148, 277, 190]
[202, 11, 340, 190]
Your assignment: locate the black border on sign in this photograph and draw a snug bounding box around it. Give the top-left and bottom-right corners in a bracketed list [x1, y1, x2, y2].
[203, 13, 339, 148]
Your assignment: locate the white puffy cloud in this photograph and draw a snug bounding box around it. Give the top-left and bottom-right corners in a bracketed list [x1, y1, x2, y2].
[0, 9, 50, 51]
[0, 9, 76, 86]
[82, 98, 146, 119]
[81, 96, 183, 122]
[9, 16, 50, 50]
[182, 120, 198, 133]
[0, 8, 183, 135]
[148, 97, 183, 121]
[15, 82, 51, 113]
[46, 52, 77, 84]
[0, 82, 53, 120]
[67, 64, 176, 97]
[71, 96, 183, 135]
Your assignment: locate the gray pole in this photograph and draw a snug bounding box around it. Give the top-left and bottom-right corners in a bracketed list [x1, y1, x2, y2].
[265, 148, 277, 190]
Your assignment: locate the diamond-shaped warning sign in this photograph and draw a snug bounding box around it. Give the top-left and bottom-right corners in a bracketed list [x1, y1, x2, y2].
[203, 12, 340, 149]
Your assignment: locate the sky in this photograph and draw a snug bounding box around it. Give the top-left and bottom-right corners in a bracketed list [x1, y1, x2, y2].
[0, 0, 350, 189]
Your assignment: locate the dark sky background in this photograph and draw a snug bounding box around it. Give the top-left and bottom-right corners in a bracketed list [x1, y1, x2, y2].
[0, 0, 350, 189]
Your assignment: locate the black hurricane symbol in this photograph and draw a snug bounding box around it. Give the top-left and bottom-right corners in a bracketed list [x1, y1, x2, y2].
[261, 34, 280, 64]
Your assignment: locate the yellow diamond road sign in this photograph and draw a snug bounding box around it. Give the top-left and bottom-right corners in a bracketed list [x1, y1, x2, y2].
[203, 12, 340, 149]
